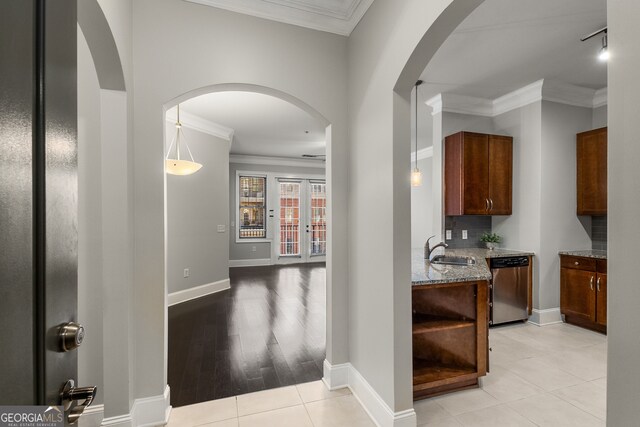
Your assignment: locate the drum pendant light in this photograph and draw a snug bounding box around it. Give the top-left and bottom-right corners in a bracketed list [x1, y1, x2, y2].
[165, 104, 203, 176]
[411, 80, 424, 187]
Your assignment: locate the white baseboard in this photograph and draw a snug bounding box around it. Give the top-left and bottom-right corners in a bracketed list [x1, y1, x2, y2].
[132, 385, 171, 427]
[168, 279, 230, 306]
[529, 307, 563, 326]
[88, 386, 170, 427]
[78, 404, 105, 427]
[323, 360, 350, 390]
[229, 258, 272, 268]
[323, 360, 416, 427]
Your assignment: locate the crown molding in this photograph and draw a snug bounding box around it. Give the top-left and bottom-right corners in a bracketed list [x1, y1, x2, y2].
[166, 110, 234, 145]
[426, 79, 607, 117]
[411, 146, 434, 161]
[593, 87, 608, 108]
[183, 0, 374, 36]
[229, 154, 326, 168]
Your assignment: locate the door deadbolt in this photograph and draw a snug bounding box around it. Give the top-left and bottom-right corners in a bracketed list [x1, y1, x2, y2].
[58, 322, 85, 352]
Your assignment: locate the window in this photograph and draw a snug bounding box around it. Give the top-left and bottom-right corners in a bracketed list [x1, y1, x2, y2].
[310, 182, 327, 256]
[238, 175, 266, 239]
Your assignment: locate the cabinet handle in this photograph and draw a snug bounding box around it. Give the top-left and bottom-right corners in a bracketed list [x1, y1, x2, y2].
[590, 276, 595, 291]
[597, 276, 601, 292]
[485, 198, 489, 211]
[574, 261, 580, 266]
[489, 198, 494, 211]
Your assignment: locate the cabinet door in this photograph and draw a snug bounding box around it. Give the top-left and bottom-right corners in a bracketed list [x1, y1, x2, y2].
[561, 268, 596, 322]
[463, 133, 490, 214]
[488, 135, 513, 215]
[596, 273, 607, 326]
[577, 128, 607, 215]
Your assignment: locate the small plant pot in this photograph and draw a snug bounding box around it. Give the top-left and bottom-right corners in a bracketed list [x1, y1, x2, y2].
[485, 242, 497, 250]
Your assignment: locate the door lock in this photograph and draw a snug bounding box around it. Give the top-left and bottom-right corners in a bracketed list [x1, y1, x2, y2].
[58, 322, 85, 352]
[60, 379, 97, 424]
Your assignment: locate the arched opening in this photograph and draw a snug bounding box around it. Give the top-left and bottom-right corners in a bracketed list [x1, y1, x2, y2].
[162, 83, 335, 408]
[395, 0, 608, 423]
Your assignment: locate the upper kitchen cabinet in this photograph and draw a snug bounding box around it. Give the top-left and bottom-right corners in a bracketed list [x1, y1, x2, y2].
[577, 127, 608, 215]
[445, 131, 513, 216]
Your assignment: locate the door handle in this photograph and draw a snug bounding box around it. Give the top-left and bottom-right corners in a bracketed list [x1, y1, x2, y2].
[61, 379, 97, 424]
[597, 276, 601, 291]
[485, 198, 490, 211]
[590, 276, 595, 291]
[489, 198, 494, 211]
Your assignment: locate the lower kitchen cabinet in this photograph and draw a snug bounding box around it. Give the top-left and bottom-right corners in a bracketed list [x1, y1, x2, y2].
[560, 255, 607, 333]
[412, 280, 489, 400]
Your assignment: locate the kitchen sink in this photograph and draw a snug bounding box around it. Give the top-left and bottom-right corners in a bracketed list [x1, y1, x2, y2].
[430, 255, 476, 266]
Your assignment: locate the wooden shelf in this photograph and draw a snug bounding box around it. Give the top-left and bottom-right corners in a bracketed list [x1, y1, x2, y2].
[413, 359, 477, 389]
[412, 315, 475, 335]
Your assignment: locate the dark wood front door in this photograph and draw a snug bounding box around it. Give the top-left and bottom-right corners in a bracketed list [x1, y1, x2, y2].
[0, 0, 93, 423]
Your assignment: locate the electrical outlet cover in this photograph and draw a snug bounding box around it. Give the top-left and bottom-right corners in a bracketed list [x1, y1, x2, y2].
[462, 230, 468, 240]
[446, 230, 452, 240]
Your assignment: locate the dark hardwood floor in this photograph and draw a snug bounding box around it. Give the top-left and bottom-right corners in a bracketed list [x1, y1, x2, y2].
[168, 263, 326, 407]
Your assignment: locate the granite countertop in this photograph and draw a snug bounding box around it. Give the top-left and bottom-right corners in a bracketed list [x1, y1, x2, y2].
[559, 249, 607, 259]
[412, 247, 535, 285]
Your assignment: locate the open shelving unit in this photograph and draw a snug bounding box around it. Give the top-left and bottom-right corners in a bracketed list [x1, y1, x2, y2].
[412, 281, 489, 400]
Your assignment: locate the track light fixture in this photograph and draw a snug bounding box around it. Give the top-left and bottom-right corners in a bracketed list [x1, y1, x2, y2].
[581, 27, 608, 62]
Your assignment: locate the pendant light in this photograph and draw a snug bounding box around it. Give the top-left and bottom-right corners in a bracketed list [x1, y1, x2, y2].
[411, 80, 424, 187]
[165, 104, 203, 176]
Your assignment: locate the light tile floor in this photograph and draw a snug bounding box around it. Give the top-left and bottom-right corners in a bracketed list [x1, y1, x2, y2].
[168, 322, 607, 426]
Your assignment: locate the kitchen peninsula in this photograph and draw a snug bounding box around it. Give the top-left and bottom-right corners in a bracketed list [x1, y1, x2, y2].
[411, 248, 533, 400]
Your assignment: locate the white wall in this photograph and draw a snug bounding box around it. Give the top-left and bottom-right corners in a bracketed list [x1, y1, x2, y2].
[592, 105, 608, 128]
[607, 0, 640, 422]
[132, 0, 349, 401]
[411, 156, 433, 248]
[77, 27, 104, 406]
[229, 162, 325, 262]
[166, 124, 229, 294]
[538, 101, 594, 310]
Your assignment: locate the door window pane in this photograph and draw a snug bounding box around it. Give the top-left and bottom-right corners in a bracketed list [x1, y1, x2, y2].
[279, 182, 300, 256]
[310, 183, 327, 256]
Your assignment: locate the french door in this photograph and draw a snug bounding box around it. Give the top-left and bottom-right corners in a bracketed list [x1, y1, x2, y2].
[275, 179, 327, 263]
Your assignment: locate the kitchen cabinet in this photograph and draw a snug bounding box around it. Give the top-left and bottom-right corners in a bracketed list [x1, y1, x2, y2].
[412, 280, 489, 400]
[445, 131, 513, 216]
[577, 127, 607, 215]
[560, 255, 607, 333]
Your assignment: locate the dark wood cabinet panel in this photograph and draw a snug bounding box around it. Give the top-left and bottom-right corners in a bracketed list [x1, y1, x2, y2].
[560, 255, 607, 333]
[462, 133, 490, 215]
[561, 267, 596, 322]
[577, 127, 607, 215]
[596, 273, 607, 326]
[412, 280, 488, 400]
[445, 131, 512, 216]
[488, 135, 513, 215]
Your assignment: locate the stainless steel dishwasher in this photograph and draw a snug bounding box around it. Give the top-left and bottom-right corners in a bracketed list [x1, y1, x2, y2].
[490, 256, 530, 325]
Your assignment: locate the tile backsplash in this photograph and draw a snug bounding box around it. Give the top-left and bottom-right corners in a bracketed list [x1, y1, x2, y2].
[444, 216, 492, 248]
[592, 215, 607, 251]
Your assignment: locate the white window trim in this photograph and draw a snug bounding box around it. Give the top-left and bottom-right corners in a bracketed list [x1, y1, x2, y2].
[234, 170, 325, 244]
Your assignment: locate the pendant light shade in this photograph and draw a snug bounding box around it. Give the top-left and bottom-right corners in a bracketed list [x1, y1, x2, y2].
[166, 104, 203, 176]
[411, 80, 424, 187]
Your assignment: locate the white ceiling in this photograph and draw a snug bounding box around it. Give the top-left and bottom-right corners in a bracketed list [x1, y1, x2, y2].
[178, 91, 326, 158]
[183, 0, 374, 36]
[415, 0, 607, 150]
[420, 0, 607, 101]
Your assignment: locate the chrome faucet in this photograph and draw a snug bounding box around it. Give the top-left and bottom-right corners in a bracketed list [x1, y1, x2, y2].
[425, 235, 448, 259]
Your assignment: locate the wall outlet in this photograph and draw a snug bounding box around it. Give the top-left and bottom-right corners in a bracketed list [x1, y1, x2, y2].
[445, 230, 452, 240]
[462, 230, 468, 240]
[183, 268, 190, 278]
[251, 246, 257, 252]
[217, 225, 226, 233]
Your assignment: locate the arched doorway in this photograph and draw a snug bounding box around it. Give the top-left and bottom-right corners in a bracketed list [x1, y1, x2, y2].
[163, 83, 335, 406]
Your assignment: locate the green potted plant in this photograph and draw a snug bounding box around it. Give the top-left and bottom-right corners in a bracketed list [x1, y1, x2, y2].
[480, 232, 501, 250]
